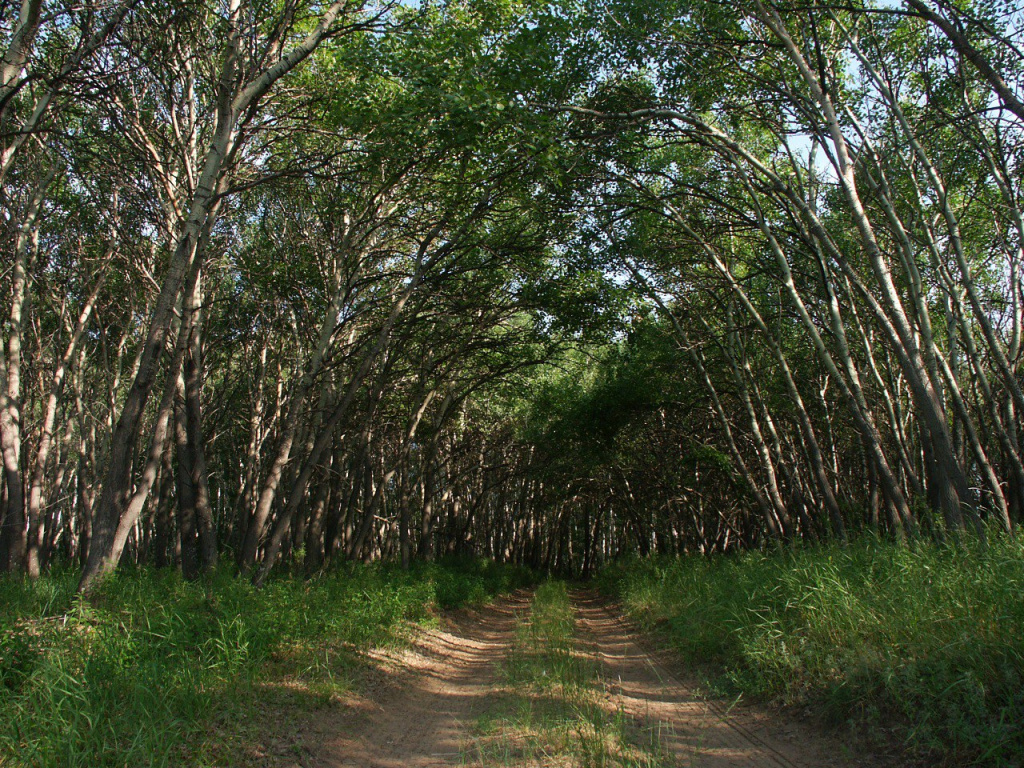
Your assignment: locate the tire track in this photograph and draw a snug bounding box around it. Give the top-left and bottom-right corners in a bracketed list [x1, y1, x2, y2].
[313, 590, 531, 768]
[572, 590, 865, 768]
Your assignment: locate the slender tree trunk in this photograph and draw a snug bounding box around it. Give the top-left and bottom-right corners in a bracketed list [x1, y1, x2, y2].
[80, 0, 358, 592]
[182, 278, 217, 573]
[756, 1, 975, 529]
[25, 266, 108, 576]
[0, 173, 48, 573]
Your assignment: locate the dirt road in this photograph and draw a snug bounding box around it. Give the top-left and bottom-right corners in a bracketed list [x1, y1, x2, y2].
[292, 590, 879, 767]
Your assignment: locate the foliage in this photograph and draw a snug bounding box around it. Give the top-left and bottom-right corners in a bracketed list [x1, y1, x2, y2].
[600, 537, 1024, 765]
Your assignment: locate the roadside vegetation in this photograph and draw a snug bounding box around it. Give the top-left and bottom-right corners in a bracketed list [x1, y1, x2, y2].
[0, 559, 533, 768]
[600, 538, 1024, 766]
[465, 581, 667, 767]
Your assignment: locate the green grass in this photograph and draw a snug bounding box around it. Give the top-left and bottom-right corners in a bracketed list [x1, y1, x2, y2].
[502, 582, 593, 693]
[465, 581, 667, 768]
[0, 558, 534, 768]
[598, 537, 1024, 766]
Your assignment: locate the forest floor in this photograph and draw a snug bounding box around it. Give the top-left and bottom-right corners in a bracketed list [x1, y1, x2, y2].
[248, 588, 893, 768]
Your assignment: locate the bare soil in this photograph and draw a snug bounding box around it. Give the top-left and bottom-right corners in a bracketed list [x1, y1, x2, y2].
[262, 591, 531, 768]
[253, 589, 892, 767]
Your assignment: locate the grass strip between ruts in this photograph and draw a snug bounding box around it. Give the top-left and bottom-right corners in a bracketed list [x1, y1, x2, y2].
[464, 581, 669, 768]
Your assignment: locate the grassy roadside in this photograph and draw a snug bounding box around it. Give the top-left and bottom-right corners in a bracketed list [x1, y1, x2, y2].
[598, 538, 1024, 766]
[464, 581, 667, 767]
[0, 558, 533, 768]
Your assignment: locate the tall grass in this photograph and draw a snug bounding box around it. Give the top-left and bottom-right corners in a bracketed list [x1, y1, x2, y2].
[599, 537, 1024, 766]
[0, 558, 533, 768]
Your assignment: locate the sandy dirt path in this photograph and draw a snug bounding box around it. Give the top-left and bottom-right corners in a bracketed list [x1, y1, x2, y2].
[279, 588, 885, 768]
[571, 590, 881, 768]
[308, 590, 532, 768]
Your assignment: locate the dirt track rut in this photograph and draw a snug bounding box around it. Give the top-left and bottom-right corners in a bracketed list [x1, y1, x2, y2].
[301, 589, 876, 768]
[572, 590, 864, 768]
[313, 591, 530, 767]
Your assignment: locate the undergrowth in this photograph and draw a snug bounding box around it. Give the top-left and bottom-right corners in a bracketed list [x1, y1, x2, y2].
[0, 557, 533, 768]
[598, 537, 1024, 767]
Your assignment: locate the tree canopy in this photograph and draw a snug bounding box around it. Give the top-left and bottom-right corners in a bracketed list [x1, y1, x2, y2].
[1, 0, 1023, 585]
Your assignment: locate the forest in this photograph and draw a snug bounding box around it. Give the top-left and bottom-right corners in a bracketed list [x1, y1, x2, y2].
[1, 0, 1024, 764]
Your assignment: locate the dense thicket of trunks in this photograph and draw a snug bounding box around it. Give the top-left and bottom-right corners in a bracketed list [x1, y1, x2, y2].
[1, 0, 1021, 583]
